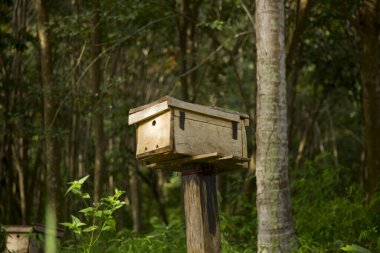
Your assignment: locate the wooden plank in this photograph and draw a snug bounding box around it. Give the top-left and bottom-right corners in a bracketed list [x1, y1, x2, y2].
[128, 96, 249, 125]
[136, 110, 172, 157]
[174, 109, 233, 128]
[215, 155, 250, 162]
[146, 152, 221, 169]
[5, 225, 33, 233]
[129, 96, 171, 114]
[146, 153, 249, 173]
[211, 155, 249, 172]
[174, 115, 242, 157]
[137, 146, 173, 160]
[208, 105, 249, 119]
[142, 152, 187, 163]
[168, 97, 240, 122]
[182, 163, 221, 253]
[128, 101, 169, 125]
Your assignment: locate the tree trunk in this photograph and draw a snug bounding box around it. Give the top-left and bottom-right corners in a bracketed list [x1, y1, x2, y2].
[130, 159, 142, 232]
[34, 0, 60, 251]
[355, 0, 380, 200]
[255, 0, 296, 252]
[176, 0, 201, 102]
[90, 0, 106, 203]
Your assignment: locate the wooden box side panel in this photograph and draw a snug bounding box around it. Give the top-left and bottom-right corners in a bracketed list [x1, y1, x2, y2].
[173, 110, 242, 157]
[136, 110, 173, 158]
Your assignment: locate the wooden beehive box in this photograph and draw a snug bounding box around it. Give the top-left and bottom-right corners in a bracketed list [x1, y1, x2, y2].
[5, 226, 33, 253]
[128, 96, 249, 172]
[5, 225, 64, 253]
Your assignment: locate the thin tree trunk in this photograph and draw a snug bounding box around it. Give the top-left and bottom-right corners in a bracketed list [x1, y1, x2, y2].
[255, 0, 296, 251]
[12, 144, 26, 224]
[34, 0, 60, 251]
[10, 0, 28, 225]
[359, 1, 380, 201]
[347, 0, 380, 200]
[178, 0, 190, 101]
[138, 171, 168, 225]
[176, 0, 201, 102]
[326, 106, 339, 165]
[90, 0, 106, 203]
[294, 98, 324, 169]
[130, 160, 142, 232]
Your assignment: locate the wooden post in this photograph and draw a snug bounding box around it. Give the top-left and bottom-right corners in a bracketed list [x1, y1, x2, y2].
[182, 163, 221, 253]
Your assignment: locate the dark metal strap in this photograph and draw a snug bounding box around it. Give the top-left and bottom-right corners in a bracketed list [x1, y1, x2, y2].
[232, 121, 238, 140]
[180, 111, 185, 130]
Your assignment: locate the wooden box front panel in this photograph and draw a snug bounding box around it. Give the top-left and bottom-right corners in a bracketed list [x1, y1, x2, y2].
[136, 110, 173, 159]
[6, 233, 30, 253]
[173, 109, 244, 157]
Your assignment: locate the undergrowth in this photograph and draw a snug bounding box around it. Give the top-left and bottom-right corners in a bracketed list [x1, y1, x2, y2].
[61, 155, 380, 252]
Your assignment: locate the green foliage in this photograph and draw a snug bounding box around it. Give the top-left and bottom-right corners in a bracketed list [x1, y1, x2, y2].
[111, 217, 186, 253]
[61, 175, 126, 253]
[341, 244, 371, 253]
[60, 159, 380, 252]
[71, 215, 255, 253]
[292, 154, 380, 252]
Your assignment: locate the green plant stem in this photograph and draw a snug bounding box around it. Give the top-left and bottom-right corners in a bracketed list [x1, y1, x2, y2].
[91, 209, 112, 247]
[87, 206, 98, 253]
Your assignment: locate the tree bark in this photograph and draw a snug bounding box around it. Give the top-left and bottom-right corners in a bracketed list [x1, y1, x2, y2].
[34, 0, 60, 251]
[89, 0, 106, 203]
[176, 0, 201, 102]
[255, 0, 296, 252]
[355, 0, 380, 200]
[130, 159, 142, 232]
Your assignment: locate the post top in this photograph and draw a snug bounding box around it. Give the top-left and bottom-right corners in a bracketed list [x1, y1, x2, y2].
[128, 96, 249, 125]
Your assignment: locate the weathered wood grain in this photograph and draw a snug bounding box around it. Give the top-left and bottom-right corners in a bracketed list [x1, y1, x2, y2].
[129, 96, 249, 125]
[173, 113, 242, 157]
[136, 110, 172, 157]
[129, 101, 169, 125]
[182, 163, 221, 253]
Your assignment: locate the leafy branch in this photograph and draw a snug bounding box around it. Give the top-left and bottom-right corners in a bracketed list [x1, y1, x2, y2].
[61, 175, 126, 253]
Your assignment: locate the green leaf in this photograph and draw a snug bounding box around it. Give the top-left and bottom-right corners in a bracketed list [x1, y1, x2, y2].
[114, 188, 125, 198]
[71, 215, 86, 228]
[82, 193, 90, 199]
[106, 219, 116, 231]
[101, 226, 112, 231]
[78, 175, 90, 184]
[79, 207, 95, 214]
[60, 222, 73, 227]
[95, 210, 103, 217]
[65, 183, 80, 196]
[82, 225, 98, 233]
[341, 244, 372, 253]
[65, 175, 90, 196]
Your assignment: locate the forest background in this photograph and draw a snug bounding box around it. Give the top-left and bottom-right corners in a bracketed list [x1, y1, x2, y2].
[0, 0, 379, 252]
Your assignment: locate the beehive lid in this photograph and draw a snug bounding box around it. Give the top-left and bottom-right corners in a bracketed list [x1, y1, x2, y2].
[5, 224, 65, 238]
[128, 96, 249, 125]
[5, 225, 33, 233]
